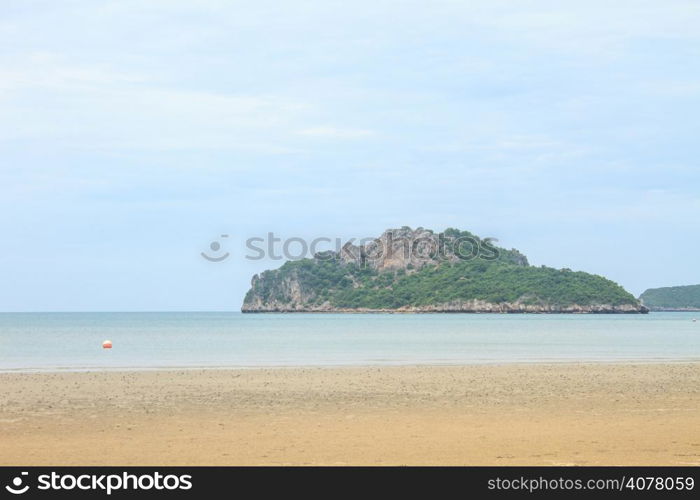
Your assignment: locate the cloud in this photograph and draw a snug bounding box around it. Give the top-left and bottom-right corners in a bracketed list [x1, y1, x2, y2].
[0, 0, 699, 309]
[296, 126, 375, 139]
[0, 53, 309, 151]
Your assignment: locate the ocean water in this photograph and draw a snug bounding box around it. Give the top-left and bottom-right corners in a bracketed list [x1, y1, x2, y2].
[0, 312, 699, 372]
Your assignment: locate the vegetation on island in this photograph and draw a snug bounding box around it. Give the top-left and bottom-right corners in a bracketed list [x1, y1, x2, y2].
[246, 256, 638, 309]
[243, 227, 643, 312]
[639, 284, 700, 311]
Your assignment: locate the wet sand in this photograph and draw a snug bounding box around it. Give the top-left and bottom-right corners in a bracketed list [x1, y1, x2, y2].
[1, 363, 699, 465]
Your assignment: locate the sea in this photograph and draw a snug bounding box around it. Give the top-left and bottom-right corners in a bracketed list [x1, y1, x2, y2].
[0, 312, 699, 372]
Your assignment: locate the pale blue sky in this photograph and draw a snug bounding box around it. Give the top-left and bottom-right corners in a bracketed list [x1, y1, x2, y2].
[1, 0, 699, 311]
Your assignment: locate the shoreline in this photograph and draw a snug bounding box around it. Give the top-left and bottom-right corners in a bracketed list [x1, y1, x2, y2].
[241, 307, 649, 314]
[2, 362, 699, 465]
[3, 357, 700, 375]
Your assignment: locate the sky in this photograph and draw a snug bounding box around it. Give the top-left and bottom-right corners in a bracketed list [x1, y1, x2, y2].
[1, 0, 699, 311]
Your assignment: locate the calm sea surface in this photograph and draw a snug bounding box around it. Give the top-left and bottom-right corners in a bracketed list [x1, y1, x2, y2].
[0, 312, 699, 372]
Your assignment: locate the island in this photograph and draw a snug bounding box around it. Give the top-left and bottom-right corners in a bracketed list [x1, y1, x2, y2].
[242, 227, 648, 313]
[639, 284, 700, 311]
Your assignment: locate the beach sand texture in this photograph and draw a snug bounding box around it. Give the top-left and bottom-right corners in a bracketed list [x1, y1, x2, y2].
[1, 363, 699, 465]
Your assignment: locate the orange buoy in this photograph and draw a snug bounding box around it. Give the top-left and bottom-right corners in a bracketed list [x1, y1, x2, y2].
[102, 340, 113, 349]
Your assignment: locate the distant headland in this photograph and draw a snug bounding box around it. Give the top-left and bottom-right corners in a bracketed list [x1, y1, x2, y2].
[242, 227, 648, 314]
[639, 284, 700, 311]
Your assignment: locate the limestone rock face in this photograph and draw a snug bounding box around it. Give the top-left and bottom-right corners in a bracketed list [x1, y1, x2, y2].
[339, 227, 527, 271]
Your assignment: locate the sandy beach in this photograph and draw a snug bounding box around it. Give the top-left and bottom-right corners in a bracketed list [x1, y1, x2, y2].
[1, 363, 699, 465]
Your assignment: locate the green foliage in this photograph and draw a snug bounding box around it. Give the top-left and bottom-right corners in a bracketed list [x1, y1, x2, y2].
[639, 284, 700, 310]
[329, 260, 636, 308]
[245, 254, 637, 309]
